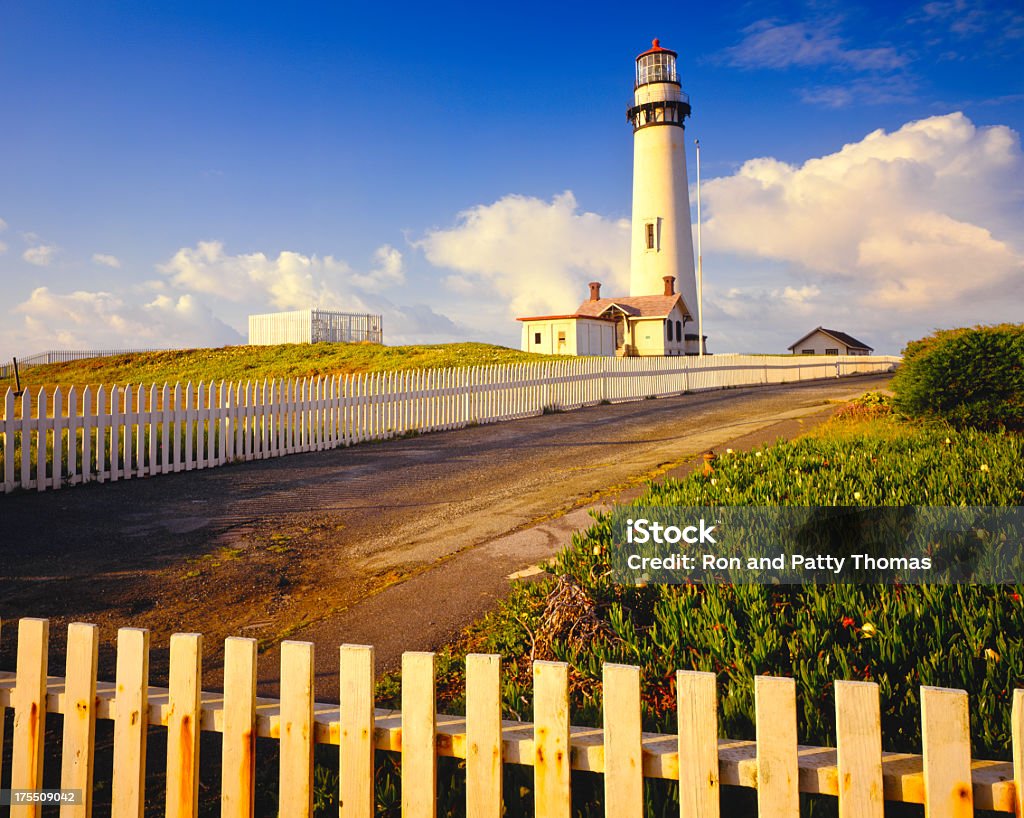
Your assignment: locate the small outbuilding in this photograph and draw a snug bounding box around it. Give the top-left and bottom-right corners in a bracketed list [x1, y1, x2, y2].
[248, 308, 383, 345]
[788, 327, 873, 356]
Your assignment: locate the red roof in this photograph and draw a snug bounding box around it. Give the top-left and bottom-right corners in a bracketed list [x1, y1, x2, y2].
[637, 38, 677, 59]
[575, 293, 691, 320]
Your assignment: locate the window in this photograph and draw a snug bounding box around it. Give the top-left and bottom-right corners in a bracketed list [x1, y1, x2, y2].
[534, 332, 542, 345]
[825, 348, 839, 355]
[666, 321, 673, 342]
[557, 332, 566, 343]
[645, 223, 655, 249]
[801, 349, 815, 355]
[675, 320, 682, 340]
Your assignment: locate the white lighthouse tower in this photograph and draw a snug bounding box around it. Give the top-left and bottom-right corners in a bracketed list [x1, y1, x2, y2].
[627, 39, 701, 349]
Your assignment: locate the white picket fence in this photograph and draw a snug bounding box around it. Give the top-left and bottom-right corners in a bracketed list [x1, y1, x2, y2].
[0, 354, 898, 494]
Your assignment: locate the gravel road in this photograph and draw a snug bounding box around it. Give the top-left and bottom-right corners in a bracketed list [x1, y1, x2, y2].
[0, 373, 892, 689]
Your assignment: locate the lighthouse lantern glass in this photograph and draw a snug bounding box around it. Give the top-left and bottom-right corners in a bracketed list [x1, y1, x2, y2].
[636, 52, 677, 86]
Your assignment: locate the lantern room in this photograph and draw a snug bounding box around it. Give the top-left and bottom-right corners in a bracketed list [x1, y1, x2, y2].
[635, 39, 679, 87]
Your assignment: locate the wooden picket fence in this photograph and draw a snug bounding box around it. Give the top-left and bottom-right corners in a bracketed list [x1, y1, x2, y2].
[0, 618, 1018, 817]
[0, 354, 899, 494]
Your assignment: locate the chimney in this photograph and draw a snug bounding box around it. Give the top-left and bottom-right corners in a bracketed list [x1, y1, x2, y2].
[588, 281, 602, 301]
[663, 275, 675, 296]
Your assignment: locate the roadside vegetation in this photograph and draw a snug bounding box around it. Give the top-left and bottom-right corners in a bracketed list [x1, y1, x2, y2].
[0, 341, 565, 393]
[362, 399, 1020, 816]
[351, 325, 1024, 816]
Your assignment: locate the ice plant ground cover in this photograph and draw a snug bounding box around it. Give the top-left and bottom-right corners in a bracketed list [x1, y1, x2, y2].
[406, 404, 1024, 796]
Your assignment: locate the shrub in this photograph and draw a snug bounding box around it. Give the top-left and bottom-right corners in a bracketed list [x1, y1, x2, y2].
[891, 324, 1024, 430]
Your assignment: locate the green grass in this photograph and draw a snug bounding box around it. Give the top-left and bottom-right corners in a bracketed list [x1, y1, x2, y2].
[1, 341, 568, 393]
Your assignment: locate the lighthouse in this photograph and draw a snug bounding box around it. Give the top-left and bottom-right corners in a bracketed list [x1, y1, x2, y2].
[627, 39, 700, 345]
[516, 38, 701, 357]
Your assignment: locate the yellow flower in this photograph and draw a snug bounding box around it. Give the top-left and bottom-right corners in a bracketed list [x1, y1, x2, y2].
[980, 464, 989, 472]
[984, 648, 1001, 661]
[854, 491, 862, 500]
[860, 622, 877, 637]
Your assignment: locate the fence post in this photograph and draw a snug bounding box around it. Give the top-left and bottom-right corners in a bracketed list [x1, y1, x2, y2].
[835, 680, 883, 818]
[402, 652, 437, 818]
[59, 622, 99, 818]
[466, 654, 502, 818]
[534, 661, 571, 818]
[755, 675, 799, 818]
[677, 670, 720, 818]
[279, 641, 315, 818]
[112, 628, 150, 818]
[221, 637, 257, 818]
[603, 663, 643, 818]
[165, 633, 202, 818]
[340, 645, 375, 818]
[921, 686, 973, 818]
[11, 618, 49, 818]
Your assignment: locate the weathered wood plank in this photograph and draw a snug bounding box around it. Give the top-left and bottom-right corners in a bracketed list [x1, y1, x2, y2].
[922, 686, 973, 818]
[755, 675, 799, 818]
[340, 645, 375, 818]
[112, 628, 150, 818]
[534, 660, 571, 818]
[59, 622, 99, 818]
[279, 641, 315, 818]
[677, 670, 719, 818]
[604, 663, 643, 818]
[402, 651, 437, 818]
[221, 637, 257, 818]
[466, 654, 502, 818]
[165, 633, 202, 818]
[11, 618, 49, 818]
[835, 680, 883, 818]
[1012, 689, 1023, 818]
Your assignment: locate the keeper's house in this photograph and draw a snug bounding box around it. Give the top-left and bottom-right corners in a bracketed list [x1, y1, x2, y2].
[788, 327, 873, 356]
[248, 309, 383, 345]
[518, 278, 695, 357]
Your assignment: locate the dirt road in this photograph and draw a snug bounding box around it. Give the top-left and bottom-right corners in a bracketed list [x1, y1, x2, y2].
[0, 374, 891, 689]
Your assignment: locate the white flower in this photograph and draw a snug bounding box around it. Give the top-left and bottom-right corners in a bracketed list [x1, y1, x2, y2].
[726, 448, 734, 454]
[710, 479, 717, 485]
[755, 451, 762, 458]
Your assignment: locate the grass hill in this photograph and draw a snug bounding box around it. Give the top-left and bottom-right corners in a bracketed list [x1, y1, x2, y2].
[1, 342, 564, 392]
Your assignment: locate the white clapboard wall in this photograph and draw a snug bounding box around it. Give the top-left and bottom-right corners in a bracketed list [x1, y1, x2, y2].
[0, 354, 899, 494]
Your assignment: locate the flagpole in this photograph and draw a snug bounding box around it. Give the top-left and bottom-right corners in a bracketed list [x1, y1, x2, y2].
[695, 138, 704, 356]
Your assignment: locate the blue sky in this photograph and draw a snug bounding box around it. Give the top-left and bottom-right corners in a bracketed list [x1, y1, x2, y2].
[2, 0, 1022, 357]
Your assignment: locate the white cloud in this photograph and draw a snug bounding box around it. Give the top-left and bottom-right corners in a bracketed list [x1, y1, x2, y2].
[159, 240, 359, 311]
[722, 19, 907, 72]
[0, 242, 6, 255]
[348, 244, 405, 292]
[417, 191, 630, 318]
[92, 253, 122, 268]
[157, 240, 465, 346]
[7, 286, 242, 352]
[23, 244, 58, 266]
[701, 113, 1024, 314]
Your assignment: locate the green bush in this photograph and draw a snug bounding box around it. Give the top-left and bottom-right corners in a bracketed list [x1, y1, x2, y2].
[891, 324, 1024, 430]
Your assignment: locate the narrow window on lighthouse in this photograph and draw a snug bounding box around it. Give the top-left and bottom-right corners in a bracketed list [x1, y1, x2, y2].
[645, 222, 655, 250]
